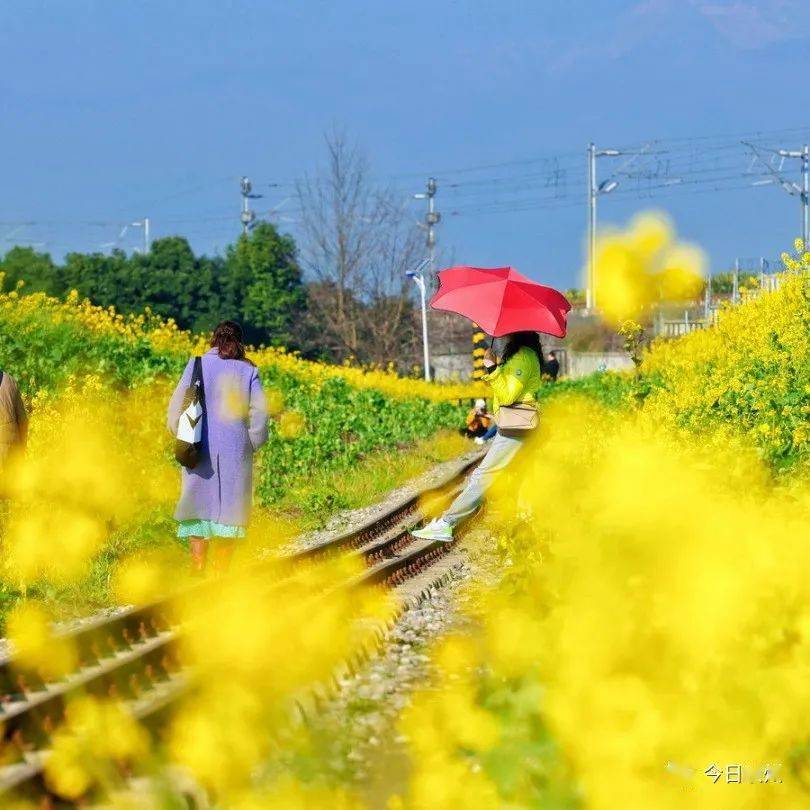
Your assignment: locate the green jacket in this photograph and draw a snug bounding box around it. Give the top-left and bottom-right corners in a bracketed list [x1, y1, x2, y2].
[483, 346, 542, 414]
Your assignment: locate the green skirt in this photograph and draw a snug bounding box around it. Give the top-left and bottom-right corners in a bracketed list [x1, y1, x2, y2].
[177, 519, 246, 540]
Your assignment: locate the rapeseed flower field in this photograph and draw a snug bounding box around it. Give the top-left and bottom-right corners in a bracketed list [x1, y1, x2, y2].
[640, 262, 809, 469]
[0, 229, 808, 807]
[0, 285, 484, 403]
[0, 282, 478, 621]
[397, 239, 809, 809]
[0, 280, 482, 523]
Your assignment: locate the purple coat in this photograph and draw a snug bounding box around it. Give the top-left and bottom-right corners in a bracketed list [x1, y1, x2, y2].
[167, 349, 269, 526]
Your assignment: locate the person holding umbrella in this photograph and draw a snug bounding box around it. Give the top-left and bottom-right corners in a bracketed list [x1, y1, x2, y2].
[411, 266, 570, 542]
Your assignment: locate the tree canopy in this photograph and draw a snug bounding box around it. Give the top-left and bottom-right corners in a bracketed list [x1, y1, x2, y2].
[0, 224, 307, 347]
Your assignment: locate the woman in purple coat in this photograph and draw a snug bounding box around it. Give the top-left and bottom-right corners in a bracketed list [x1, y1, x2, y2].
[167, 321, 269, 573]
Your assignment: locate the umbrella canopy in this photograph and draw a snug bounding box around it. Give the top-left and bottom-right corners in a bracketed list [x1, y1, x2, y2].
[429, 266, 572, 337]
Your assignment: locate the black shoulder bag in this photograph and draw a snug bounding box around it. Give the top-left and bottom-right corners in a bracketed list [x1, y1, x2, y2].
[174, 357, 206, 469]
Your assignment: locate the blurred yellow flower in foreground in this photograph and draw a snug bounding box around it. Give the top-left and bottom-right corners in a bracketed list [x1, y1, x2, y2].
[658, 243, 706, 300]
[45, 696, 149, 799]
[111, 550, 183, 605]
[265, 386, 286, 416]
[277, 409, 306, 439]
[166, 557, 387, 799]
[593, 211, 706, 326]
[220, 376, 250, 421]
[403, 392, 810, 809]
[6, 603, 77, 679]
[2, 381, 176, 586]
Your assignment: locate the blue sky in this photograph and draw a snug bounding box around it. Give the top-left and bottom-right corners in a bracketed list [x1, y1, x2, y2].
[0, 0, 807, 289]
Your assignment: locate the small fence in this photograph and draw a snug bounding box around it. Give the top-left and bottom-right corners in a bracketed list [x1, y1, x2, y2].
[654, 265, 792, 339]
[658, 319, 707, 338]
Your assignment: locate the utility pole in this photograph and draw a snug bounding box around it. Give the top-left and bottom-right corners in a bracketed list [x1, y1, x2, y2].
[759, 257, 769, 292]
[586, 144, 621, 311]
[415, 177, 440, 276]
[703, 272, 711, 321]
[802, 144, 810, 252]
[732, 258, 740, 304]
[587, 143, 595, 312]
[132, 217, 150, 253]
[240, 176, 259, 235]
[744, 141, 809, 250]
[776, 145, 810, 249]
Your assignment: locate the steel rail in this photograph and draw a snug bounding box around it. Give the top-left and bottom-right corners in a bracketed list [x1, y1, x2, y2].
[0, 450, 484, 802]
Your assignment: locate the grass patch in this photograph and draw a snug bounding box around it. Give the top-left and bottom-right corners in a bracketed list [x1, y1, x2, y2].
[266, 429, 472, 532]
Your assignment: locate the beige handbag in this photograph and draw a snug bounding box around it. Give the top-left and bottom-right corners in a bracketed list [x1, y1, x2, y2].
[496, 402, 538, 433]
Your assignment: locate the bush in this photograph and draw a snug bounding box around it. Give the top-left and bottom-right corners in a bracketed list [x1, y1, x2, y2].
[255, 374, 463, 506]
[542, 371, 633, 410]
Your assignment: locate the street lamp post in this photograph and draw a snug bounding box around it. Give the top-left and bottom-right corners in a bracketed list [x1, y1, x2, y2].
[407, 257, 432, 382]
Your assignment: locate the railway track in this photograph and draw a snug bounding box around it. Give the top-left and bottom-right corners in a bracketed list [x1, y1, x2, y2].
[0, 450, 483, 805]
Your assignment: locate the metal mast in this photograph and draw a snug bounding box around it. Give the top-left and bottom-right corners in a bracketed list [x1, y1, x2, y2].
[240, 176, 257, 235]
[777, 145, 810, 249]
[132, 217, 150, 253]
[744, 141, 809, 250]
[415, 177, 441, 275]
[586, 144, 621, 311]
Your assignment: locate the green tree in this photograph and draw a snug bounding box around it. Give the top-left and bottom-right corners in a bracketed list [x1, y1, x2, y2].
[0, 246, 58, 294]
[60, 239, 215, 332]
[59, 249, 129, 303]
[136, 237, 199, 324]
[223, 223, 307, 346]
[188, 254, 226, 335]
[1, 227, 306, 348]
[710, 271, 758, 295]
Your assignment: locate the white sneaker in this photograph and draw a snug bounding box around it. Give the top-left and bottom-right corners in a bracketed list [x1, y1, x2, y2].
[410, 518, 454, 543]
[474, 437, 485, 445]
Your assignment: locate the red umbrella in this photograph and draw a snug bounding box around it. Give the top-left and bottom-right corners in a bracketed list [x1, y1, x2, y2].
[430, 266, 572, 337]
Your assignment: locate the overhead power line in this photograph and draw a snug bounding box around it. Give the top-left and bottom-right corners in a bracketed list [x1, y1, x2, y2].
[3, 124, 810, 258]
